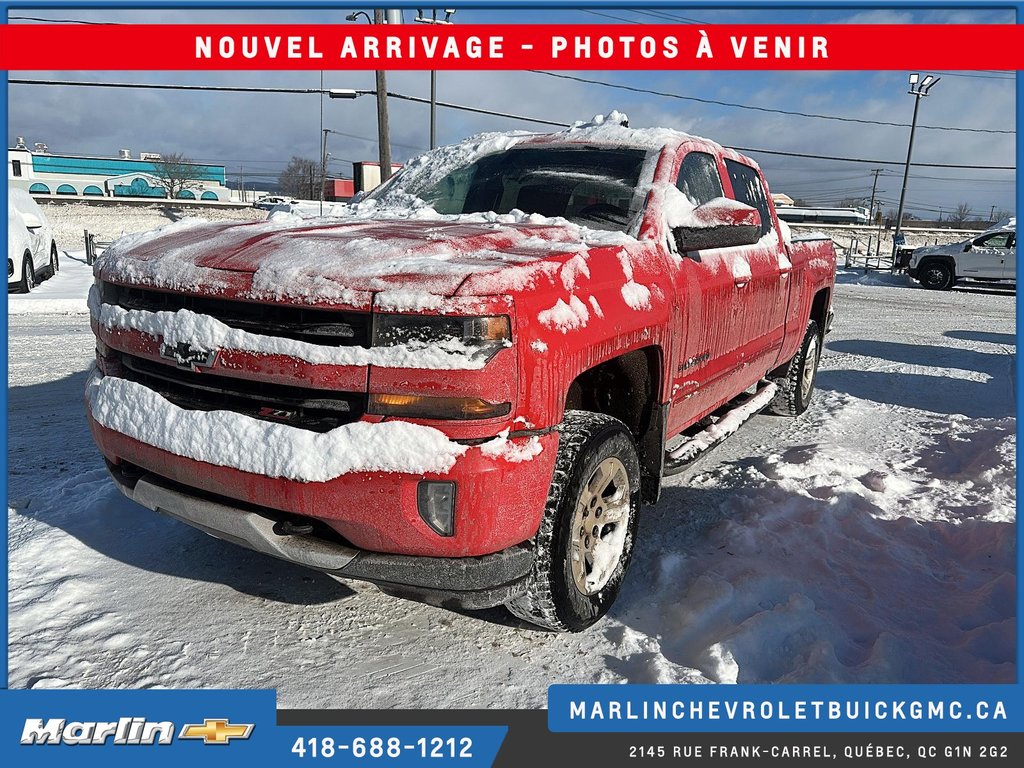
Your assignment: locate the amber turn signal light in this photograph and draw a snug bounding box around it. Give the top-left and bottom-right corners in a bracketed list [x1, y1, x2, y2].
[369, 393, 511, 420]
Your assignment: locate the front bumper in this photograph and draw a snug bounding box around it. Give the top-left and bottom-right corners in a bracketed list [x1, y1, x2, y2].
[106, 463, 535, 610]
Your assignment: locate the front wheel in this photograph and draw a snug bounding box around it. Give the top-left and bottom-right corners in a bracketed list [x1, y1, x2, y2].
[507, 411, 641, 632]
[766, 320, 821, 417]
[17, 254, 35, 293]
[919, 260, 954, 290]
[47, 242, 59, 278]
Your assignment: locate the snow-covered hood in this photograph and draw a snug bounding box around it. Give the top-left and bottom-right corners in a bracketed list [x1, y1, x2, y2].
[95, 215, 627, 308]
[913, 241, 967, 257]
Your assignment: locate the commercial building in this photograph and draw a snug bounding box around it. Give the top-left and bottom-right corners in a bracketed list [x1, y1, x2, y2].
[7, 138, 231, 202]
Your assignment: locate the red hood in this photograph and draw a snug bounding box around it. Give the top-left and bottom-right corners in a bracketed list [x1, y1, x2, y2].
[100, 217, 592, 302]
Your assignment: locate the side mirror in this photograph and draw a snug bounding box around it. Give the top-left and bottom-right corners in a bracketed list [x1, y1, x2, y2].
[20, 212, 44, 230]
[964, 242, 973, 252]
[671, 197, 762, 253]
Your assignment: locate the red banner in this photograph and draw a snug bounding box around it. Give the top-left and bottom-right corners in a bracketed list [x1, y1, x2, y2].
[1, 24, 1023, 70]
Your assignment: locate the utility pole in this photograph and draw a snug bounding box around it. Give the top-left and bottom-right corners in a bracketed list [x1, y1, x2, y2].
[373, 9, 393, 182]
[990, 204, 996, 223]
[319, 128, 329, 214]
[319, 70, 325, 215]
[867, 168, 883, 222]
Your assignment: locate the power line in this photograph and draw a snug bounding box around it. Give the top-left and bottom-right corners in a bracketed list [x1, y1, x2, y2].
[9, 77, 1015, 171]
[733, 145, 1014, 171]
[527, 71, 1015, 135]
[929, 70, 1016, 81]
[383, 90, 566, 127]
[8, 78, 566, 127]
[578, 10, 644, 24]
[8, 15, 113, 24]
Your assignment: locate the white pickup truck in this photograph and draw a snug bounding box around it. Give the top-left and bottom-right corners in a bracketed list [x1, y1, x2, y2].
[906, 220, 1016, 290]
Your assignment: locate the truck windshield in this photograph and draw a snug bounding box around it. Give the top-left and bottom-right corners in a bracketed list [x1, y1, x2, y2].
[397, 147, 651, 232]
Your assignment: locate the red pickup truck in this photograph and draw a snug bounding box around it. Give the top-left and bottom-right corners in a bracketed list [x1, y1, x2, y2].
[87, 117, 836, 631]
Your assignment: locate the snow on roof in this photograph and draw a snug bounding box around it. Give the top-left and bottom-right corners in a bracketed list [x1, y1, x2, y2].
[374, 111, 753, 207]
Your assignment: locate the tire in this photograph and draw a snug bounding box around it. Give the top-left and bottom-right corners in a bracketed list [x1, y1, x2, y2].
[47, 242, 59, 278]
[918, 260, 954, 290]
[506, 411, 641, 632]
[17, 254, 35, 293]
[766, 320, 821, 417]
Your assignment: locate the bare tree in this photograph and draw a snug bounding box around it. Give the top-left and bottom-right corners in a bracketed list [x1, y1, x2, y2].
[150, 153, 208, 200]
[278, 156, 322, 199]
[948, 202, 973, 228]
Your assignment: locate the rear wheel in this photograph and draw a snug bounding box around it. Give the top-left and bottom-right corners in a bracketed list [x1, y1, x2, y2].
[507, 411, 641, 632]
[919, 260, 954, 290]
[766, 320, 821, 417]
[17, 254, 35, 293]
[47, 242, 59, 278]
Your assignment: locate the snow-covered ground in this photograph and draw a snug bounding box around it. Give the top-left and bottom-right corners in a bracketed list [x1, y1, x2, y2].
[7, 269, 1015, 703]
[38, 202, 266, 250]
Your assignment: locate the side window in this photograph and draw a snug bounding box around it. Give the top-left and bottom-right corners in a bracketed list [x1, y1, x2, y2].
[976, 232, 1011, 249]
[12, 160, 22, 177]
[676, 151, 724, 207]
[724, 159, 772, 236]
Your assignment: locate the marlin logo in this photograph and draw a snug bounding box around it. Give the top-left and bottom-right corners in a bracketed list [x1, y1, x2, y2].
[21, 718, 175, 745]
[21, 717, 255, 746]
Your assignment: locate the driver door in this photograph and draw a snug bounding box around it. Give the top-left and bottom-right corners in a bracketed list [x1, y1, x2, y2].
[961, 231, 1012, 278]
[667, 147, 745, 436]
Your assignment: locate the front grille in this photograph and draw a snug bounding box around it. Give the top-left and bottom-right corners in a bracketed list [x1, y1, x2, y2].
[118, 352, 365, 433]
[100, 282, 371, 348]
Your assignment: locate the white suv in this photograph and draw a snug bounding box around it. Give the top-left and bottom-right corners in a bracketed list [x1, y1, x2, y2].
[8, 189, 58, 293]
[907, 220, 1016, 290]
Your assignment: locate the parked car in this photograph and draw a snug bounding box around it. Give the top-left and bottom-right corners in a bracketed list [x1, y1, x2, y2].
[253, 195, 299, 211]
[8, 188, 58, 292]
[906, 220, 1016, 290]
[86, 118, 837, 631]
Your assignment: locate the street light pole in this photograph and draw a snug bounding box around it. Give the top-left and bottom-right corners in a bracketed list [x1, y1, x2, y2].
[415, 9, 456, 150]
[891, 73, 940, 270]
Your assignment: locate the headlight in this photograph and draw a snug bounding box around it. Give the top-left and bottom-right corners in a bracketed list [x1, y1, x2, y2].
[372, 314, 511, 362]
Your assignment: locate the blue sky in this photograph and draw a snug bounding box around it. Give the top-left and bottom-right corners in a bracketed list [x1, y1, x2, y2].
[7, 4, 1017, 219]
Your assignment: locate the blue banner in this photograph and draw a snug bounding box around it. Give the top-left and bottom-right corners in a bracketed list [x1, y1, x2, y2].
[549, 684, 1022, 733]
[0, 690, 507, 767]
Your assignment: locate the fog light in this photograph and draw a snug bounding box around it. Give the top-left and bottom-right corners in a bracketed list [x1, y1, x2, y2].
[417, 481, 456, 537]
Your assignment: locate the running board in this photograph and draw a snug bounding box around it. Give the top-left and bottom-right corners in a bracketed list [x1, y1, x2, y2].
[662, 380, 778, 476]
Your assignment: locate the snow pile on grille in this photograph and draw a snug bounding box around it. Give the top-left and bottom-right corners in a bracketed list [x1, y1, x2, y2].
[88, 286, 494, 370]
[86, 373, 469, 481]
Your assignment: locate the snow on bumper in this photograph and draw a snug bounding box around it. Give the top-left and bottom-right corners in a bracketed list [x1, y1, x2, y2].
[85, 369, 557, 557]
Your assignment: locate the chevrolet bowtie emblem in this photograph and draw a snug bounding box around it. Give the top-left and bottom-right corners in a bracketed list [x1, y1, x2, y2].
[179, 719, 254, 745]
[160, 341, 217, 370]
